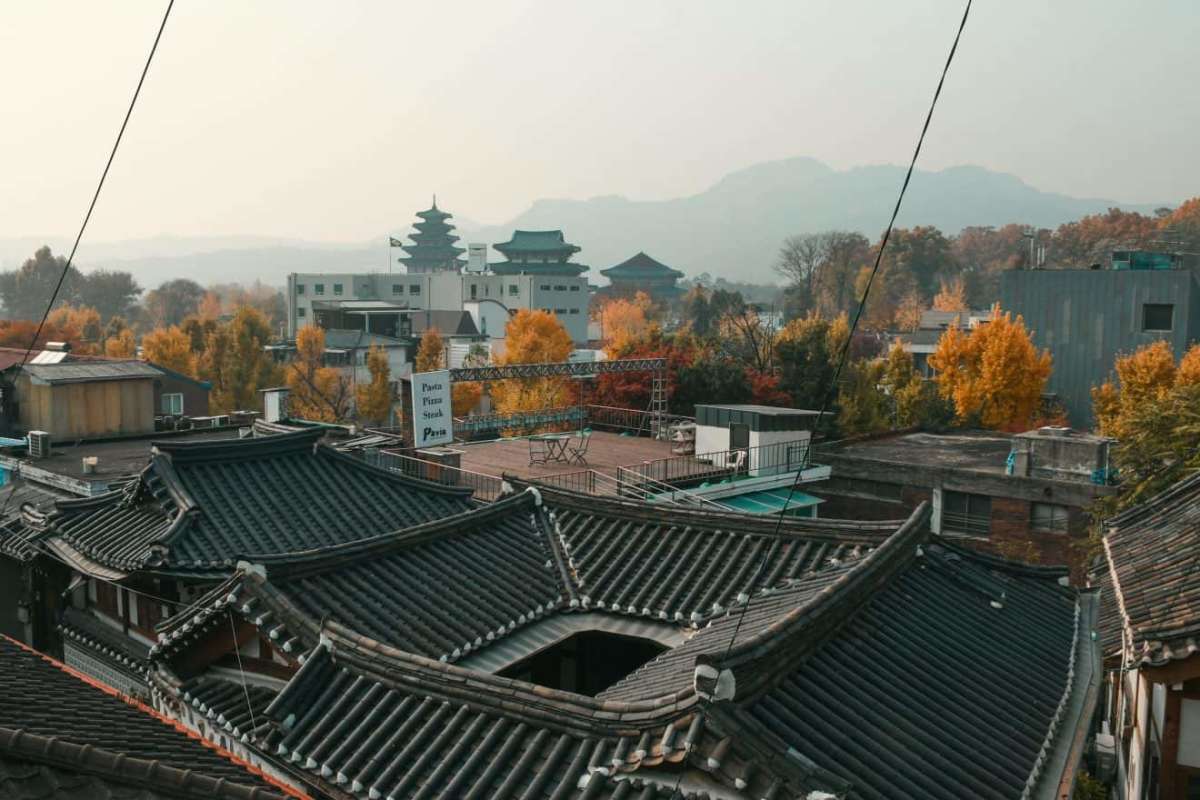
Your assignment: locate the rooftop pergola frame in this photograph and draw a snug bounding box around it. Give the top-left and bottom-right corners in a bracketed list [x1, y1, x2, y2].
[446, 357, 669, 437]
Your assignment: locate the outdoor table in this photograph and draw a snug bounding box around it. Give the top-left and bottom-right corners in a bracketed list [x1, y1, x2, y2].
[529, 432, 573, 465]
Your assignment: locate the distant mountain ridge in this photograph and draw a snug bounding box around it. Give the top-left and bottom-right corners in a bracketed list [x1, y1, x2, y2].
[1, 158, 1166, 287]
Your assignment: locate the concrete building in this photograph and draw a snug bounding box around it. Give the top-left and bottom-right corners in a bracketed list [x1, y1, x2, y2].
[1002, 260, 1200, 425]
[816, 426, 1115, 576]
[286, 268, 589, 344]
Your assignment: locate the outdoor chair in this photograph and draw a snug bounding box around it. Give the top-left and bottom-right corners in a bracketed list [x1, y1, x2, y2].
[568, 429, 592, 465]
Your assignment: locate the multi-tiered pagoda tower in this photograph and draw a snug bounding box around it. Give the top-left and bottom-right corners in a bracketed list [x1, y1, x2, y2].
[396, 198, 466, 274]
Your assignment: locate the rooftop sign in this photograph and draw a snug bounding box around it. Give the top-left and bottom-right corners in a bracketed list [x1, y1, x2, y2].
[411, 369, 453, 448]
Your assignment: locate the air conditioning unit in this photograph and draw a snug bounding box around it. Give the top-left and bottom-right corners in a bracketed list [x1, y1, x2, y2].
[1092, 725, 1117, 782]
[27, 430, 51, 459]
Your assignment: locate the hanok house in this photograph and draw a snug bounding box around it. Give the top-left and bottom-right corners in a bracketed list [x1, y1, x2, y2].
[1092, 472, 1200, 799]
[0, 634, 296, 798]
[815, 426, 1116, 575]
[0, 428, 474, 697]
[141, 483, 1100, 799]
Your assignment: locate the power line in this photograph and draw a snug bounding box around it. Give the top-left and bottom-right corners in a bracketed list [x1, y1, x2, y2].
[672, 2, 975, 795]
[0, 0, 175, 528]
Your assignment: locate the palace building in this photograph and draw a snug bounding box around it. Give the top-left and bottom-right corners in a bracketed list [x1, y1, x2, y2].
[395, 199, 466, 274]
[490, 229, 589, 276]
[600, 251, 686, 300]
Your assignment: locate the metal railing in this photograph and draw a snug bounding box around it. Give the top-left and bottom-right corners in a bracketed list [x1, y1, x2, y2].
[533, 467, 732, 510]
[368, 448, 506, 503]
[618, 438, 813, 490]
[583, 404, 693, 436]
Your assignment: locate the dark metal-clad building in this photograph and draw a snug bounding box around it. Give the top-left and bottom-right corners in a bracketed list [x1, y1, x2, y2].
[1002, 267, 1200, 425]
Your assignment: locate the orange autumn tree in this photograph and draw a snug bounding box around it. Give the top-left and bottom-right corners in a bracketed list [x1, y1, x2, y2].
[46, 305, 103, 352]
[141, 325, 196, 376]
[104, 328, 137, 358]
[932, 275, 968, 312]
[1093, 340, 1200, 438]
[415, 328, 446, 373]
[491, 310, 574, 419]
[928, 306, 1051, 429]
[285, 325, 352, 422]
[597, 291, 654, 353]
[355, 345, 393, 425]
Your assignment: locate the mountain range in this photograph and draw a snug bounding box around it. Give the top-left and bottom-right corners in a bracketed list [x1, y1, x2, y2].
[1, 158, 1167, 288]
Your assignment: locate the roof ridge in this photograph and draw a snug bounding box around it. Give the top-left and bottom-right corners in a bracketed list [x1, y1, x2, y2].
[0, 635, 298, 798]
[313, 444, 475, 497]
[694, 502, 931, 703]
[536, 484, 897, 541]
[306, 622, 699, 735]
[0, 727, 290, 800]
[249, 490, 535, 575]
[152, 428, 323, 463]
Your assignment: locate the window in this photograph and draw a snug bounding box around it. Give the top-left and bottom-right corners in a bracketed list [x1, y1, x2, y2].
[569, 285, 580, 292]
[1143, 303, 1173, 332]
[392, 284, 403, 295]
[554, 285, 567, 291]
[161, 392, 183, 415]
[942, 491, 991, 536]
[333, 283, 344, 296]
[555, 308, 567, 315]
[314, 283, 325, 295]
[296, 284, 305, 295]
[508, 284, 519, 296]
[297, 307, 306, 318]
[569, 308, 580, 314]
[94, 579, 119, 619]
[540, 284, 551, 291]
[470, 284, 478, 299]
[1031, 502, 1069, 534]
[409, 284, 421, 295]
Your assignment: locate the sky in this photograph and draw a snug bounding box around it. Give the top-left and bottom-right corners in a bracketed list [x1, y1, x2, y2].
[2, 0, 1197, 244]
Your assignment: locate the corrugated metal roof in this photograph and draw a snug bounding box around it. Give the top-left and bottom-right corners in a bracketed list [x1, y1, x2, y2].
[23, 361, 161, 385]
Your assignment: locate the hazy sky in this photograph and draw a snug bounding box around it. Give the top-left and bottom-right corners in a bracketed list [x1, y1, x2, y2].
[2, 1, 1197, 243]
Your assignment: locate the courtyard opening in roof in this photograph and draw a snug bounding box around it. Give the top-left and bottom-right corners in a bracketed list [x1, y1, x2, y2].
[497, 630, 666, 696]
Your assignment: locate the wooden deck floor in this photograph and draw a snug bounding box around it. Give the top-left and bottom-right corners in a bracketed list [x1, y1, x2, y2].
[457, 431, 699, 483]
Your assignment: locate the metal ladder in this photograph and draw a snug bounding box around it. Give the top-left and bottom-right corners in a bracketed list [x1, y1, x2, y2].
[649, 371, 668, 440]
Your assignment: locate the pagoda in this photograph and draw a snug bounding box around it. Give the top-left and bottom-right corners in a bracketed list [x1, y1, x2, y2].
[490, 230, 588, 276]
[396, 198, 466, 273]
[600, 251, 685, 299]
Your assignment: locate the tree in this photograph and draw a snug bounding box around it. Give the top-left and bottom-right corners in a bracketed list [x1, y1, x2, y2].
[451, 344, 486, 417]
[197, 292, 223, 320]
[717, 303, 778, 374]
[145, 279, 205, 328]
[880, 341, 954, 429]
[200, 306, 283, 413]
[490, 311, 574, 418]
[775, 314, 840, 411]
[46, 305, 103, 351]
[415, 328, 446, 373]
[894, 289, 924, 332]
[104, 328, 137, 358]
[283, 324, 351, 422]
[1050, 208, 1159, 267]
[775, 233, 826, 317]
[355, 345, 393, 425]
[0, 247, 83, 320]
[1158, 196, 1200, 254]
[81, 270, 142, 321]
[928, 307, 1052, 429]
[952, 224, 1030, 306]
[597, 292, 653, 353]
[837, 360, 889, 436]
[932, 275, 968, 312]
[141, 325, 196, 376]
[1093, 340, 1200, 439]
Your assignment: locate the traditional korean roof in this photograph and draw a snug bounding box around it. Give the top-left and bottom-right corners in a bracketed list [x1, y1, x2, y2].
[25, 429, 474, 574]
[600, 251, 685, 281]
[0, 479, 64, 562]
[491, 230, 588, 275]
[0, 635, 290, 799]
[410, 308, 480, 337]
[149, 493, 1098, 799]
[398, 202, 466, 273]
[1096, 471, 1200, 667]
[59, 605, 152, 678]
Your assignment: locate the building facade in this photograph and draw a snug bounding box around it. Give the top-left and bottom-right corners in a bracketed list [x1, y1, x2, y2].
[1001, 266, 1200, 425]
[286, 269, 589, 343]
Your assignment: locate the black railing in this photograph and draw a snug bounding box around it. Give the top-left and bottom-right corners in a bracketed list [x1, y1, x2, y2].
[369, 449, 505, 502]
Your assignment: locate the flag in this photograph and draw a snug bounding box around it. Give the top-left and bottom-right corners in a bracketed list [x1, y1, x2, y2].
[389, 237, 404, 247]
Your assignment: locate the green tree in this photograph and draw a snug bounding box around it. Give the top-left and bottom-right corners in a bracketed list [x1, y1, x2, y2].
[81, 270, 142, 321]
[0, 246, 83, 319]
[145, 279, 205, 328]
